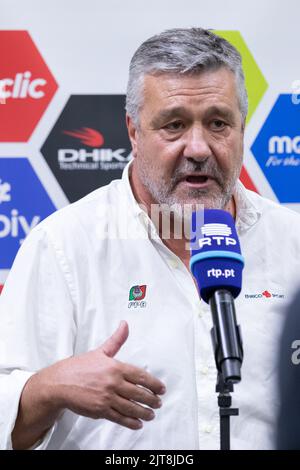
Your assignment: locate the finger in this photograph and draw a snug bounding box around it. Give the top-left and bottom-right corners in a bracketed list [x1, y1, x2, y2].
[123, 365, 166, 395]
[101, 321, 129, 358]
[106, 408, 143, 431]
[118, 382, 162, 409]
[113, 395, 155, 422]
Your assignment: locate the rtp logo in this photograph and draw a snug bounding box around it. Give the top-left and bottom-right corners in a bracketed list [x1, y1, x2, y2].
[201, 223, 232, 237]
[0, 158, 56, 269]
[198, 224, 237, 249]
[251, 94, 300, 203]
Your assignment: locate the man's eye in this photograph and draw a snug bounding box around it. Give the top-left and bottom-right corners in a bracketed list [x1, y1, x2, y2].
[164, 121, 184, 131]
[211, 120, 227, 130]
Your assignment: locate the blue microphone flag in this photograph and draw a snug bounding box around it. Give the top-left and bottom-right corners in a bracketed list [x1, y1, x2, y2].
[190, 209, 244, 303]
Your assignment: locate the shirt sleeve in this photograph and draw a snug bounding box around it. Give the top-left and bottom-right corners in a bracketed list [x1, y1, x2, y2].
[0, 225, 76, 450]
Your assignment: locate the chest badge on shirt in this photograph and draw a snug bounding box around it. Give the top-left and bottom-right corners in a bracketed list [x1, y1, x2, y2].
[244, 289, 285, 299]
[128, 285, 147, 309]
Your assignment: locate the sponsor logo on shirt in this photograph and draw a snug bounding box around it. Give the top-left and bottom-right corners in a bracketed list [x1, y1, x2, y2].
[244, 290, 285, 299]
[262, 290, 272, 298]
[128, 285, 147, 308]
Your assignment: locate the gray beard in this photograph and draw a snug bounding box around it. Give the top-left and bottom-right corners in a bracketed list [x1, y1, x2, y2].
[137, 157, 240, 219]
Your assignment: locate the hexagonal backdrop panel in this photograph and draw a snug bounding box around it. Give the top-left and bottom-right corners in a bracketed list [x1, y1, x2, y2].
[251, 94, 300, 203]
[41, 95, 132, 203]
[214, 30, 268, 124]
[0, 31, 58, 142]
[214, 30, 267, 193]
[0, 158, 56, 269]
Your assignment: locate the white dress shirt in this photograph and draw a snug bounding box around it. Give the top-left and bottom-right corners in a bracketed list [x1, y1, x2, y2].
[1, 162, 300, 450]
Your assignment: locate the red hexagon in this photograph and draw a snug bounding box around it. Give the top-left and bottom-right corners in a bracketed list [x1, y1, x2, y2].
[0, 285, 3, 294]
[0, 31, 58, 142]
[240, 166, 258, 193]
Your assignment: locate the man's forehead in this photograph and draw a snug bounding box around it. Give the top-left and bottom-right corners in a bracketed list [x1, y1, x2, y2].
[143, 67, 237, 94]
[141, 69, 240, 116]
[151, 104, 236, 122]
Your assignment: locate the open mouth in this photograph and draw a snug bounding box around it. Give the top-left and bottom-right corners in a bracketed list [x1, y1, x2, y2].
[185, 175, 209, 184]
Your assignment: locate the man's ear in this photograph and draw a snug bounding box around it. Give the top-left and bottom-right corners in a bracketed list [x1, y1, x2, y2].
[126, 114, 138, 158]
[239, 119, 246, 163]
[241, 118, 246, 135]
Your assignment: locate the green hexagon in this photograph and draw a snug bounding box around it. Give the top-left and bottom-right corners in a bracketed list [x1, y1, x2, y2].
[214, 30, 268, 123]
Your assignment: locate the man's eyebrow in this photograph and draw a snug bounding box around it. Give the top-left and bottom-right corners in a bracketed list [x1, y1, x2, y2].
[150, 106, 189, 125]
[150, 105, 237, 126]
[204, 106, 236, 121]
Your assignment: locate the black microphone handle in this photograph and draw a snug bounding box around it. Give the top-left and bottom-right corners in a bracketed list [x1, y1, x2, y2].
[209, 289, 243, 384]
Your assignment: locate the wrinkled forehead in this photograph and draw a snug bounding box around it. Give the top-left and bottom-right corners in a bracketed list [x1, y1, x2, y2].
[139, 68, 241, 117]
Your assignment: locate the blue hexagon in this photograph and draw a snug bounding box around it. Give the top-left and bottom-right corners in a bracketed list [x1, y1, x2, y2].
[251, 94, 300, 203]
[0, 158, 56, 269]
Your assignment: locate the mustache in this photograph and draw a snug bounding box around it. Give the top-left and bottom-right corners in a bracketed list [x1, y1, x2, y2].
[170, 159, 224, 185]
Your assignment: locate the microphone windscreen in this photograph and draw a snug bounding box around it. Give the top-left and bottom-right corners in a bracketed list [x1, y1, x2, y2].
[190, 209, 244, 303]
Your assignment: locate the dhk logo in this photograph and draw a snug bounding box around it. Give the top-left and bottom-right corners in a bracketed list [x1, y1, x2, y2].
[63, 127, 104, 147]
[59, 126, 131, 169]
[41, 95, 132, 203]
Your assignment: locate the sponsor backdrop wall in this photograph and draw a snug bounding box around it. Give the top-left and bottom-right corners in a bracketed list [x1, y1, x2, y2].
[0, 0, 299, 290]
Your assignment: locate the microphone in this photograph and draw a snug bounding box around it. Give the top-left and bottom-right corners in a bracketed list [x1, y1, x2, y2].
[190, 209, 244, 384]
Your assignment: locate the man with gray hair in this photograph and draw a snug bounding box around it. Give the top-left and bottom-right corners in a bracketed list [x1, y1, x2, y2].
[1, 27, 300, 450]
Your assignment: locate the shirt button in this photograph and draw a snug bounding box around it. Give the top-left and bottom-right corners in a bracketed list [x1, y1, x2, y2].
[168, 258, 179, 269]
[198, 305, 205, 317]
[139, 212, 147, 224]
[200, 366, 209, 375]
[203, 424, 213, 433]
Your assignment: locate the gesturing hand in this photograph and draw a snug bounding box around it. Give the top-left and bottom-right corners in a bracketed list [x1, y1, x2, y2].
[45, 321, 166, 430]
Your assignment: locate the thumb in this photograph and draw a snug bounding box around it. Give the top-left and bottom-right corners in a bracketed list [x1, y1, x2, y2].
[101, 320, 129, 358]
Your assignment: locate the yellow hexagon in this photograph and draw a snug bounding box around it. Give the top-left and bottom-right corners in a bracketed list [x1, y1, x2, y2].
[214, 30, 268, 123]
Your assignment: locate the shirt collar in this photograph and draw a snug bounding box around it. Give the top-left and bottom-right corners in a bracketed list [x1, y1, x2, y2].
[121, 160, 144, 217]
[121, 161, 160, 239]
[121, 161, 262, 236]
[234, 180, 262, 235]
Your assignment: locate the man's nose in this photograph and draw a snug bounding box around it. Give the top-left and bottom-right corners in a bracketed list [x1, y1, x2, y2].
[183, 126, 212, 161]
